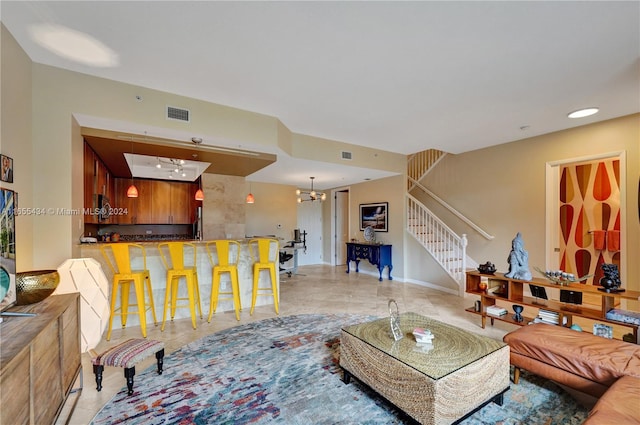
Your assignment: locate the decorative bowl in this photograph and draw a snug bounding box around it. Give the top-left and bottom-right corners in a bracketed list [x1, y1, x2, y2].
[477, 261, 496, 275]
[16, 269, 60, 305]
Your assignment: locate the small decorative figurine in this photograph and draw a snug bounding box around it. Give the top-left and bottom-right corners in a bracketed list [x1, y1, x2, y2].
[598, 263, 624, 293]
[388, 299, 403, 341]
[504, 232, 532, 281]
[512, 305, 524, 322]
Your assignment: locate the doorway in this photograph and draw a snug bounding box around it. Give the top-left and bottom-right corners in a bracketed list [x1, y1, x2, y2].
[296, 201, 323, 265]
[332, 188, 350, 266]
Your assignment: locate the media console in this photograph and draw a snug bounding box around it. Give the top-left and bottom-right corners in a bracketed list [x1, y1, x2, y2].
[465, 270, 639, 343]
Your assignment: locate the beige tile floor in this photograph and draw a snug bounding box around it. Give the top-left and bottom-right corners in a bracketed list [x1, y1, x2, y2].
[59, 265, 533, 424]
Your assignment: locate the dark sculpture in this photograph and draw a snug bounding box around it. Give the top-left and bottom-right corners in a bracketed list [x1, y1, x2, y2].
[504, 232, 532, 281]
[598, 263, 624, 293]
[477, 261, 496, 275]
[512, 305, 524, 322]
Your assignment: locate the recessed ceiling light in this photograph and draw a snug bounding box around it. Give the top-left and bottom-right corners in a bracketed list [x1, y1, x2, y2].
[568, 107, 599, 119]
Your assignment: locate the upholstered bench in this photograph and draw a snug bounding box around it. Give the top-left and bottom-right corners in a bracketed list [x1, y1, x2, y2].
[582, 375, 640, 424]
[503, 323, 640, 424]
[91, 338, 165, 395]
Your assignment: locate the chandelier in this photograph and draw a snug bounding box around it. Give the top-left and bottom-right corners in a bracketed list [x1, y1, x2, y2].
[296, 177, 327, 203]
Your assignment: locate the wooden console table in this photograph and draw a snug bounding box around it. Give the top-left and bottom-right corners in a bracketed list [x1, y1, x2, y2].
[0, 293, 82, 424]
[346, 242, 392, 281]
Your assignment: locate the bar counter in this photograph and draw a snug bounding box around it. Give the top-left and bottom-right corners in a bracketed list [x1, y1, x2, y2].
[79, 240, 279, 327]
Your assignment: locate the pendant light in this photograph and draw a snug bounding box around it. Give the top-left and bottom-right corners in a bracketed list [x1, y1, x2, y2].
[126, 183, 139, 198]
[192, 137, 205, 201]
[194, 176, 204, 201]
[126, 139, 138, 198]
[246, 182, 255, 204]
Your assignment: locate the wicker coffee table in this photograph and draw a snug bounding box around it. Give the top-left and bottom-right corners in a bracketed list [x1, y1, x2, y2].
[340, 312, 509, 425]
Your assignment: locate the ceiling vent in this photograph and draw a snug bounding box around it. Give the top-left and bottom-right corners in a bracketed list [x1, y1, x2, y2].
[340, 151, 353, 160]
[166, 106, 190, 122]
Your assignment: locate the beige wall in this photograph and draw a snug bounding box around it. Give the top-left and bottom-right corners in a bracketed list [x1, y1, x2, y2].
[4, 45, 399, 269]
[292, 133, 405, 173]
[1, 24, 34, 271]
[325, 175, 406, 279]
[414, 114, 639, 296]
[245, 181, 298, 241]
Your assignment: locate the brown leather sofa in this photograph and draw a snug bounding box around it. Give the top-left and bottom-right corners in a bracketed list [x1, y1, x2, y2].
[503, 323, 640, 424]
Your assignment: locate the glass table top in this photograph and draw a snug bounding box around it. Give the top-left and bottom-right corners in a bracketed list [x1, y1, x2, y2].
[341, 312, 506, 380]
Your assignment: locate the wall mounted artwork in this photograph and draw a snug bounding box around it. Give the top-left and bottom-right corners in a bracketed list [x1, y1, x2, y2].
[360, 202, 388, 232]
[1, 155, 13, 183]
[559, 158, 621, 287]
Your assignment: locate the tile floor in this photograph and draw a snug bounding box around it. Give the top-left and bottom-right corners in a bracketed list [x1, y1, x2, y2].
[61, 265, 528, 424]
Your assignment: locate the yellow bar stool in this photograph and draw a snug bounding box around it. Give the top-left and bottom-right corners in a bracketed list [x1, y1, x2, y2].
[100, 243, 158, 340]
[206, 240, 242, 321]
[158, 242, 203, 330]
[248, 238, 279, 315]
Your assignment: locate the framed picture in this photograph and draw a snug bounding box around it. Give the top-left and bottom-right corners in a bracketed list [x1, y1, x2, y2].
[593, 323, 613, 339]
[0, 188, 17, 312]
[1, 155, 13, 183]
[360, 202, 388, 232]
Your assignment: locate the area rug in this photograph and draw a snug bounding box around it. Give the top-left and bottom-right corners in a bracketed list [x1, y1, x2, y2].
[91, 314, 589, 425]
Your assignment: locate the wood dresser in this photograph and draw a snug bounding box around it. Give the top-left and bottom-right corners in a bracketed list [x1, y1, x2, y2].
[0, 293, 81, 424]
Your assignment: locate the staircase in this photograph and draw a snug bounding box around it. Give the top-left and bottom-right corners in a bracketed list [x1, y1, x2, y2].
[406, 194, 467, 294]
[407, 149, 446, 191]
[406, 149, 489, 294]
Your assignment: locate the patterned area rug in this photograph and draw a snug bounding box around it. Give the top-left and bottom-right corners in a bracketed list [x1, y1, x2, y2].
[91, 314, 589, 424]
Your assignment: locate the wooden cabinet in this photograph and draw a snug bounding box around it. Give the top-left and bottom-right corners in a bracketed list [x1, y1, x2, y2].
[170, 182, 196, 224]
[113, 178, 195, 224]
[151, 180, 172, 224]
[0, 293, 81, 425]
[151, 180, 196, 224]
[114, 178, 153, 224]
[84, 144, 114, 224]
[465, 270, 639, 343]
[135, 179, 154, 224]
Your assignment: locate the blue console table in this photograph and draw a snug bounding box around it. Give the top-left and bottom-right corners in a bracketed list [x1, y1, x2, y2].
[346, 242, 393, 281]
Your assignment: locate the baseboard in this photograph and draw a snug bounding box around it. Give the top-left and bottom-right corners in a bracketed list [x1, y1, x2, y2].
[403, 278, 460, 296]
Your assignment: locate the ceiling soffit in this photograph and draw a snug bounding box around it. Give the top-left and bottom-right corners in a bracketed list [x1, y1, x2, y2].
[83, 128, 276, 180]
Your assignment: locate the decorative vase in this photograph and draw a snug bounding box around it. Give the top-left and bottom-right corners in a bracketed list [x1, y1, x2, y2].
[16, 269, 60, 305]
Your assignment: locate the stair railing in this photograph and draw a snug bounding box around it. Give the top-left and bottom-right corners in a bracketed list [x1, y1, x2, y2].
[408, 176, 494, 241]
[406, 194, 468, 293]
[407, 149, 446, 191]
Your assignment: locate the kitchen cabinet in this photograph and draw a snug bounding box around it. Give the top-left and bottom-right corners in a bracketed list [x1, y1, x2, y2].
[151, 180, 196, 224]
[114, 178, 153, 224]
[113, 178, 195, 224]
[84, 143, 116, 224]
[170, 182, 196, 224]
[84, 144, 96, 223]
[135, 180, 153, 223]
